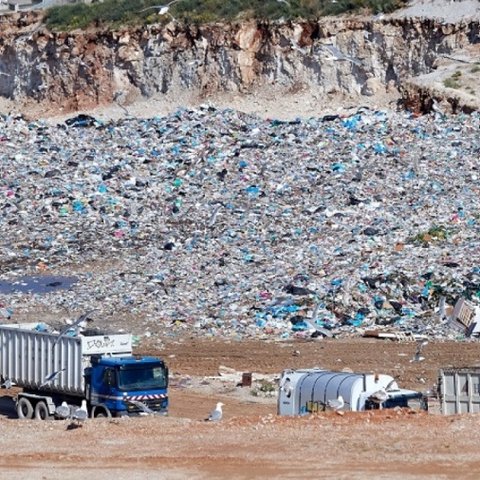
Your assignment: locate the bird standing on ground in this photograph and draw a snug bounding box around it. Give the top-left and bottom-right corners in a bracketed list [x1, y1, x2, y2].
[67, 400, 88, 429]
[205, 402, 224, 421]
[411, 340, 428, 363]
[311, 300, 322, 323]
[113, 91, 130, 116]
[74, 400, 88, 421]
[438, 296, 447, 320]
[431, 99, 446, 119]
[55, 401, 71, 419]
[327, 395, 344, 412]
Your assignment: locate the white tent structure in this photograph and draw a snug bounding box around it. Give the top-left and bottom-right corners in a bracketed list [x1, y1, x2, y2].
[278, 368, 422, 416]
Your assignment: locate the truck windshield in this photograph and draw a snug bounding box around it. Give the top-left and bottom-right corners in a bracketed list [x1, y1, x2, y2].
[118, 365, 167, 391]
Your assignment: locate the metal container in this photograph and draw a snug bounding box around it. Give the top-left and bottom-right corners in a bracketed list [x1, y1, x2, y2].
[278, 368, 422, 415]
[0, 323, 132, 396]
[439, 367, 480, 414]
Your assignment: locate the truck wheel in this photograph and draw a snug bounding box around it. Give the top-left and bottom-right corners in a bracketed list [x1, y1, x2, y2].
[92, 406, 111, 418]
[17, 397, 34, 419]
[34, 401, 51, 420]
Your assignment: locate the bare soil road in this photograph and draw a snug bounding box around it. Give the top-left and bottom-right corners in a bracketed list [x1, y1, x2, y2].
[1, 338, 480, 479]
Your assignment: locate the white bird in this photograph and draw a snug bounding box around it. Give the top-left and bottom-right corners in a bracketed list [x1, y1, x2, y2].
[207, 204, 222, 228]
[205, 402, 224, 421]
[73, 400, 88, 422]
[113, 91, 130, 116]
[385, 378, 398, 391]
[311, 301, 322, 323]
[0, 378, 16, 389]
[410, 340, 428, 363]
[66, 400, 88, 430]
[320, 44, 363, 67]
[53, 310, 96, 348]
[128, 399, 155, 415]
[55, 401, 71, 419]
[40, 368, 67, 387]
[327, 395, 344, 411]
[431, 99, 446, 118]
[438, 296, 447, 320]
[139, 0, 180, 16]
[439, 54, 476, 65]
[276, 0, 291, 6]
[290, 40, 309, 55]
[369, 387, 389, 409]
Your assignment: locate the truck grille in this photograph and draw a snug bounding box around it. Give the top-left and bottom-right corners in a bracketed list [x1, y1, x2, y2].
[125, 394, 167, 413]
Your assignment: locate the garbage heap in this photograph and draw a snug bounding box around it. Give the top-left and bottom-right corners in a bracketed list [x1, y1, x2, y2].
[1, 107, 480, 341]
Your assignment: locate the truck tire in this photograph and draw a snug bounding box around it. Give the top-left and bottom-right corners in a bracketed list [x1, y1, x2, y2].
[34, 401, 51, 420]
[91, 405, 111, 418]
[17, 397, 34, 419]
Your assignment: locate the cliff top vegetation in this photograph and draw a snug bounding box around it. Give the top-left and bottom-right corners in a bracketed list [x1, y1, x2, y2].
[45, 0, 405, 31]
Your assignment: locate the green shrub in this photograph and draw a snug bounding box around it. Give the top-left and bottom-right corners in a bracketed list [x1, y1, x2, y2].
[443, 76, 461, 89]
[251, 379, 277, 396]
[45, 0, 408, 31]
[413, 225, 450, 244]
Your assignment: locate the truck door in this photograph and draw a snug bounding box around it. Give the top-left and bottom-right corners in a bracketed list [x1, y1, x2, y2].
[93, 367, 118, 407]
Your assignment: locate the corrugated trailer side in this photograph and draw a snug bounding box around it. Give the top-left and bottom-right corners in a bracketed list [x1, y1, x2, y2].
[0, 324, 132, 397]
[439, 367, 480, 414]
[0, 324, 85, 395]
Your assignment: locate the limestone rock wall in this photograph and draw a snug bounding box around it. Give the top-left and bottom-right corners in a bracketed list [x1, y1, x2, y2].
[0, 12, 478, 113]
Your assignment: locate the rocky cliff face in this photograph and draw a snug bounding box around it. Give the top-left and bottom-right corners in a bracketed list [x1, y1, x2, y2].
[0, 12, 479, 115]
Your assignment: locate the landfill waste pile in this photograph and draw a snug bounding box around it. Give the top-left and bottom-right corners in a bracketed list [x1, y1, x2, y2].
[1, 106, 480, 341]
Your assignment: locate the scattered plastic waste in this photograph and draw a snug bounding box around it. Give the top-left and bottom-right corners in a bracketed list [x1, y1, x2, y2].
[0, 106, 479, 340]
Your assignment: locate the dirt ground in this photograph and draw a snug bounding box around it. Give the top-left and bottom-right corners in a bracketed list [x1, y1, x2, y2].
[1, 338, 480, 479]
[1, 3, 480, 477]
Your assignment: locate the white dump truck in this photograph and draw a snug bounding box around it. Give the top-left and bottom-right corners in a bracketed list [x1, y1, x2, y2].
[278, 368, 423, 415]
[0, 323, 169, 419]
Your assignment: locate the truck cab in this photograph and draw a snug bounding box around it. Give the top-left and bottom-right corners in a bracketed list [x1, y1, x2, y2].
[86, 356, 169, 417]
